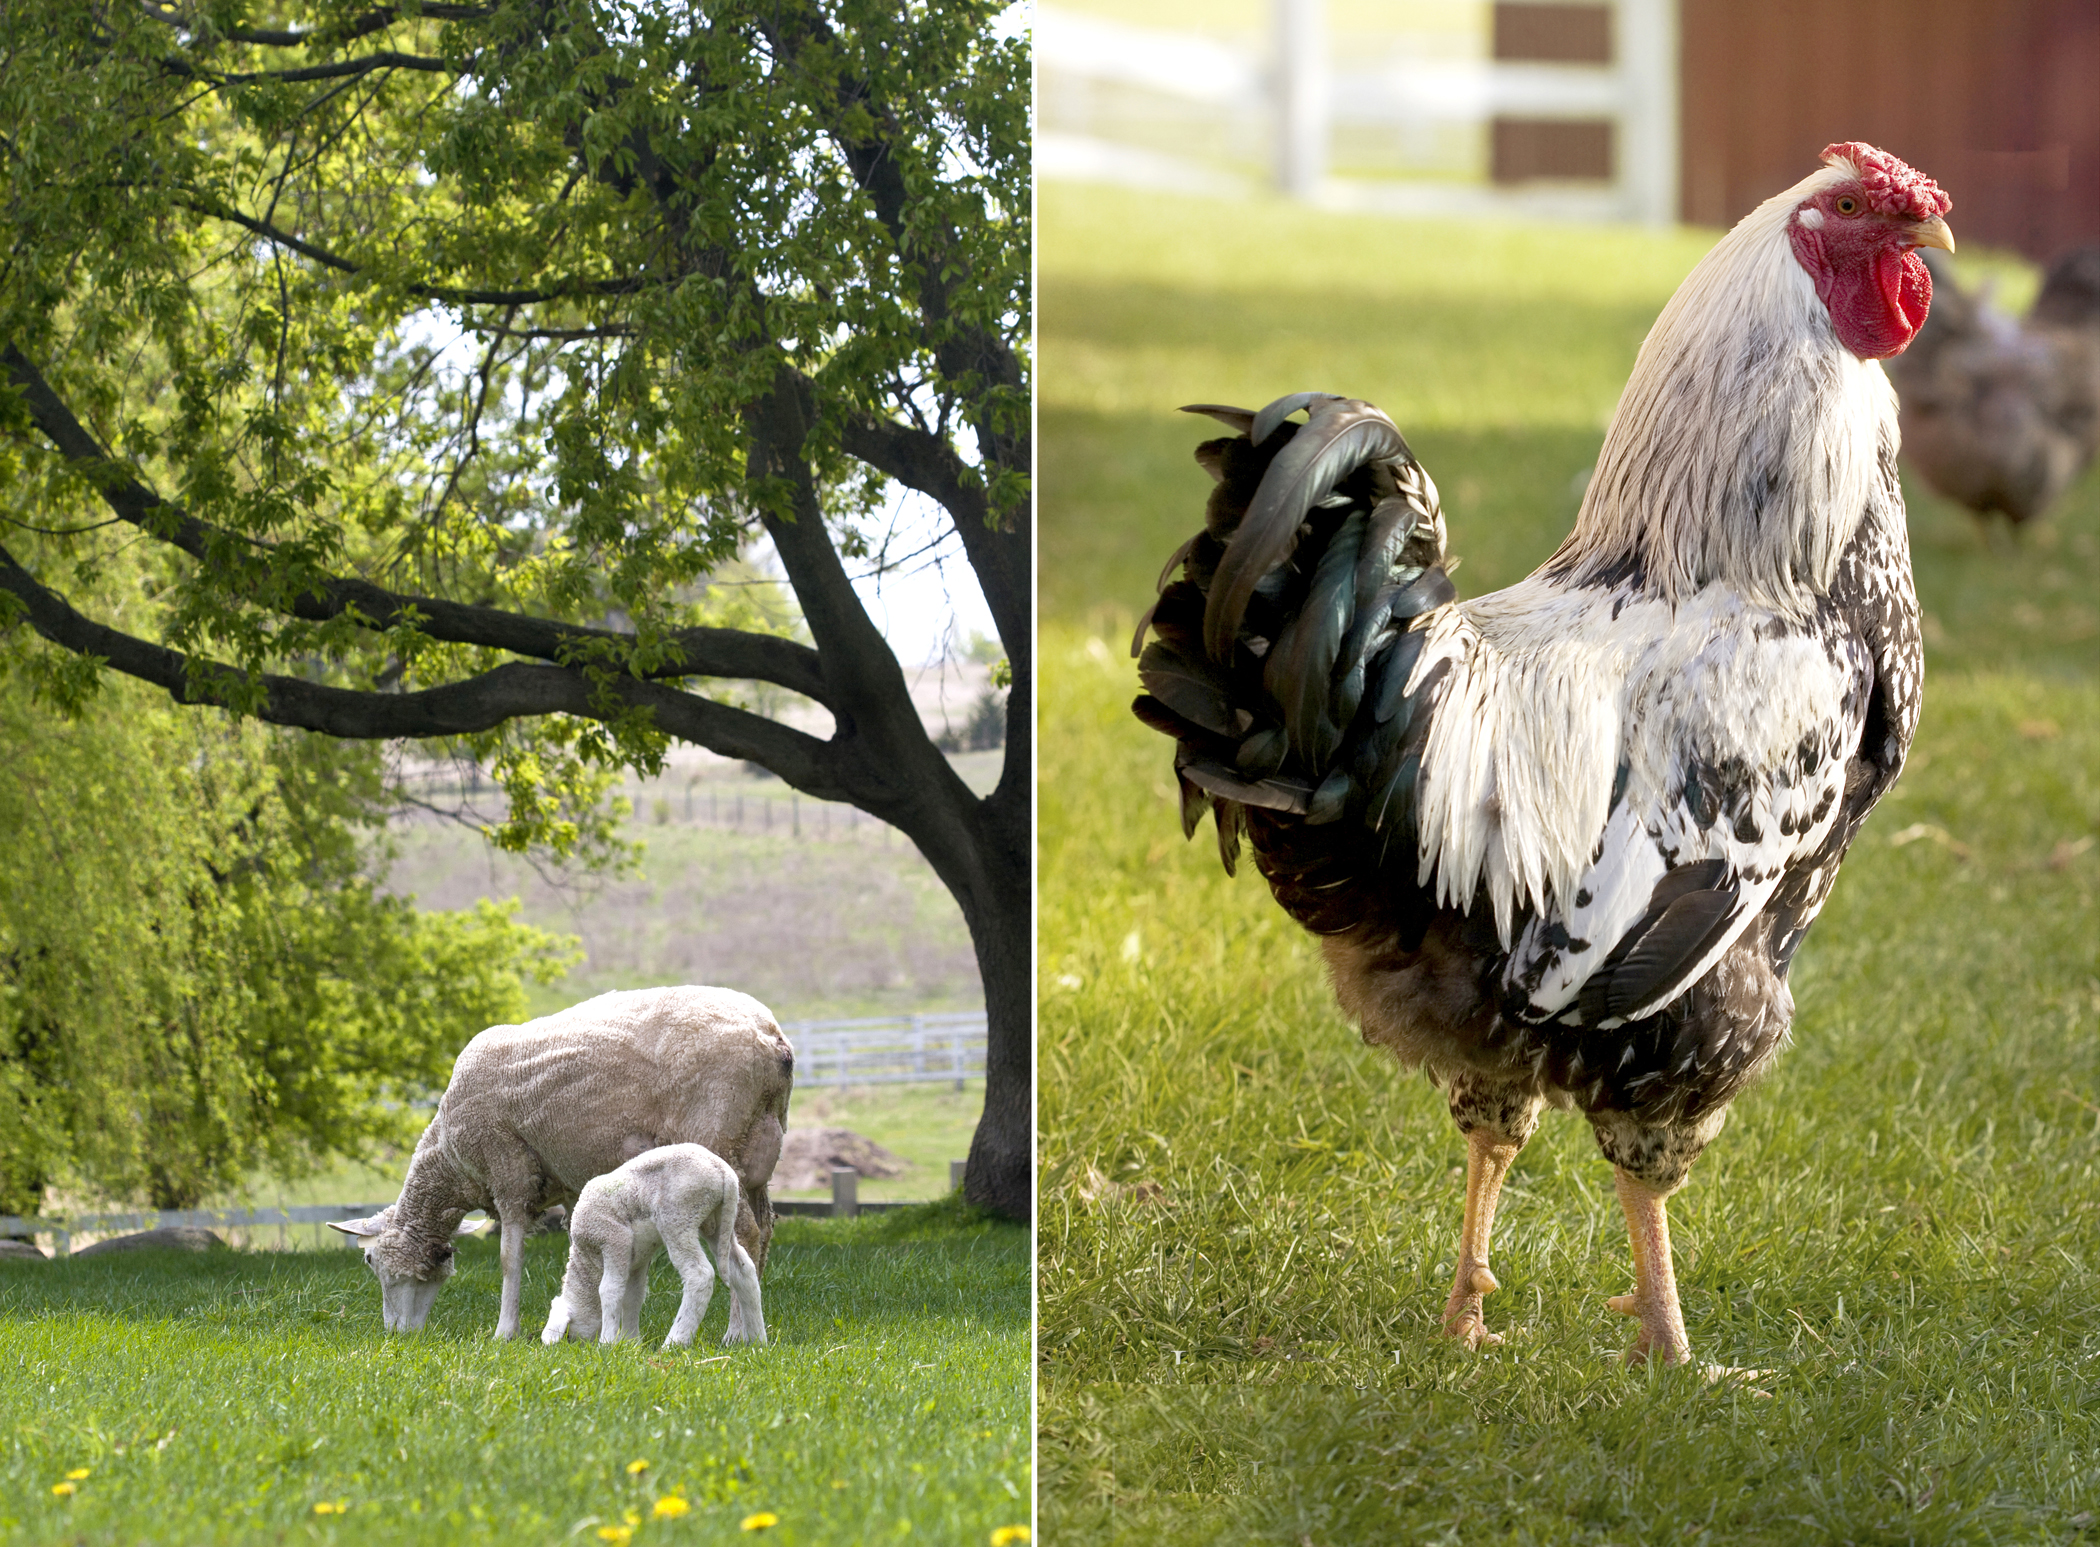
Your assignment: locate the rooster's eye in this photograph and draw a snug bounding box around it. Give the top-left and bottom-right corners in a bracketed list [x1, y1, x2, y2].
[1834, 196, 1860, 216]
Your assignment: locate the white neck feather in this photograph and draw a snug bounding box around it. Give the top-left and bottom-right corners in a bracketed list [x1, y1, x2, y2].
[1551, 165, 1895, 614]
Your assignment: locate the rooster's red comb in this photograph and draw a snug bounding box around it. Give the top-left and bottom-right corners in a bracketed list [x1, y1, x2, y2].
[1819, 142, 1952, 222]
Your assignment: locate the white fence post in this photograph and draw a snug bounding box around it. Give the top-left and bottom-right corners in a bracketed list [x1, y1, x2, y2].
[1274, 0, 1327, 199]
[1618, 0, 1679, 227]
[830, 1166, 859, 1219]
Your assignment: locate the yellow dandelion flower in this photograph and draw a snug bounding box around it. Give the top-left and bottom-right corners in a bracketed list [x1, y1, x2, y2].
[65, 1469, 91, 1481]
[313, 1501, 348, 1515]
[625, 1458, 650, 1475]
[595, 1527, 632, 1546]
[51, 1482, 74, 1498]
[740, 1512, 780, 1531]
[990, 1528, 1032, 1546]
[830, 1480, 849, 1490]
[651, 1497, 692, 1520]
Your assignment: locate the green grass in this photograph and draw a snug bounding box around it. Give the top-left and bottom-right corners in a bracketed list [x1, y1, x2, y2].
[0, 1206, 1030, 1545]
[1038, 182, 2100, 1543]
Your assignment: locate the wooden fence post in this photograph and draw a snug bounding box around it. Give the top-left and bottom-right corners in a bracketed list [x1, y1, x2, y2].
[830, 1167, 859, 1219]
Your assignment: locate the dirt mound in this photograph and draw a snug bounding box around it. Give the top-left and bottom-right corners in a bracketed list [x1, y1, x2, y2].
[773, 1128, 908, 1191]
[74, 1227, 227, 1257]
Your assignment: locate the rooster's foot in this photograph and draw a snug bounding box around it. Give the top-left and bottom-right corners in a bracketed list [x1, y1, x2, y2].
[1607, 1288, 1690, 1367]
[1441, 1263, 1504, 1350]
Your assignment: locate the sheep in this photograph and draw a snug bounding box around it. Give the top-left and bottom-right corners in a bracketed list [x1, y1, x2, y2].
[540, 1143, 766, 1348]
[330, 985, 793, 1339]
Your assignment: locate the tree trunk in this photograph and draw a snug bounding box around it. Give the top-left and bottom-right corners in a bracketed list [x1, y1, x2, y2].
[951, 819, 1031, 1224]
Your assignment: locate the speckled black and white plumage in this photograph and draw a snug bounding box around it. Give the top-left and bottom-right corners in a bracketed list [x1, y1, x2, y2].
[1132, 160, 1925, 1198]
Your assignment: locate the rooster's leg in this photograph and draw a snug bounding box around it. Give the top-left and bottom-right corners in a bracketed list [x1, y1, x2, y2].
[1608, 1167, 1691, 1366]
[1440, 1128, 1522, 1350]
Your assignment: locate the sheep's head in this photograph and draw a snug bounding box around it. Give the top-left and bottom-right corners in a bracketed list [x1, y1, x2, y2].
[326, 1209, 463, 1333]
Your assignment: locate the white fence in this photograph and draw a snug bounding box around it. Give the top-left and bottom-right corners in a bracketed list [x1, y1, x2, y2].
[1039, 0, 1678, 226]
[783, 1012, 987, 1089]
[0, 1203, 399, 1259]
[0, 1180, 947, 1256]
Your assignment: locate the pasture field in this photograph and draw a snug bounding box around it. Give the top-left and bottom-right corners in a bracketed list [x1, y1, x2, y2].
[382, 752, 1000, 1027]
[1037, 182, 2100, 1543]
[0, 1204, 1029, 1546]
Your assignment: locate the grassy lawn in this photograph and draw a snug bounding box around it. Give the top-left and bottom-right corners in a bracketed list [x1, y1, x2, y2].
[1037, 182, 2100, 1543]
[0, 1206, 1029, 1546]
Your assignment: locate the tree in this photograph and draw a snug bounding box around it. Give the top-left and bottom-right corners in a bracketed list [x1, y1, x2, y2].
[0, 660, 574, 1216]
[0, 1, 1031, 1215]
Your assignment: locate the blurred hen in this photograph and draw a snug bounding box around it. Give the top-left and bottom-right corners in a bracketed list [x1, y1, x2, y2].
[1888, 245, 2100, 525]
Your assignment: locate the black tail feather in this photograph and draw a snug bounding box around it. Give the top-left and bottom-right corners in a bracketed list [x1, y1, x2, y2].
[1133, 392, 1458, 937]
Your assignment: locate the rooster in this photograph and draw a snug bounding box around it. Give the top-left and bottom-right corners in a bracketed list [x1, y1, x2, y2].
[1131, 143, 1952, 1366]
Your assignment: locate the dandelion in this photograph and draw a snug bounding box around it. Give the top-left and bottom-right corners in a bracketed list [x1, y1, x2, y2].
[623, 1509, 641, 1527]
[595, 1528, 632, 1546]
[65, 1469, 91, 1481]
[651, 1497, 692, 1520]
[313, 1501, 349, 1516]
[625, 1458, 650, 1476]
[50, 1482, 74, 1499]
[740, 1512, 779, 1531]
[990, 1528, 1031, 1546]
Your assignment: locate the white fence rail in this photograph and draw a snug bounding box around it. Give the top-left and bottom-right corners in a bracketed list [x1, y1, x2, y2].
[0, 1178, 952, 1255]
[0, 1203, 399, 1259]
[1039, 0, 1678, 226]
[784, 1012, 987, 1089]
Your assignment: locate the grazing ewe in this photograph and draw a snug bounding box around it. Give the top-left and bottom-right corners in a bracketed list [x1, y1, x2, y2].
[540, 1143, 766, 1348]
[331, 986, 793, 1338]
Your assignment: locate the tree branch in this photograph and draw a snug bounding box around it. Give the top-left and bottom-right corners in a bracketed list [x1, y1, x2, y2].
[152, 5, 496, 49]
[176, 197, 654, 306]
[822, 385, 1028, 660]
[1, 343, 834, 703]
[0, 542, 844, 789]
[157, 50, 456, 84]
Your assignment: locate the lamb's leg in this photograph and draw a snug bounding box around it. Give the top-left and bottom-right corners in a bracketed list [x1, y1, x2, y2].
[659, 1228, 716, 1349]
[616, 1228, 654, 1342]
[494, 1203, 531, 1341]
[719, 1240, 766, 1347]
[597, 1231, 633, 1346]
[1609, 1168, 1691, 1366]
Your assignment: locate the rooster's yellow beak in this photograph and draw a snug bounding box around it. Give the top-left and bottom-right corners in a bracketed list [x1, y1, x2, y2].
[1909, 216, 1956, 254]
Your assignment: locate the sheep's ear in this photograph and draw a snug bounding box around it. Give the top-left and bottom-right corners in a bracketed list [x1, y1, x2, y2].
[454, 1217, 489, 1237]
[328, 1216, 386, 1238]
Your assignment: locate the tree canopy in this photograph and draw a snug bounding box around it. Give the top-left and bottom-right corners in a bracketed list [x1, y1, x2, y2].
[0, 661, 574, 1217]
[0, 1, 1031, 1215]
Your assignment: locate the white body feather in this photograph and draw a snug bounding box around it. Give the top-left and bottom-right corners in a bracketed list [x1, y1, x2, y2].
[1402, 159, 1901, 1018]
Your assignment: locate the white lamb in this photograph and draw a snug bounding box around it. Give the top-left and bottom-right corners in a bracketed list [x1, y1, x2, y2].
[330, 986, 793, 1339]
[541, 1143, 766, 1348]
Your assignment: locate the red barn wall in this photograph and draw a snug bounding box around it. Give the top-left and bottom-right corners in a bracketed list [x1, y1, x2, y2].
[1679, 0, 2100, 261]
